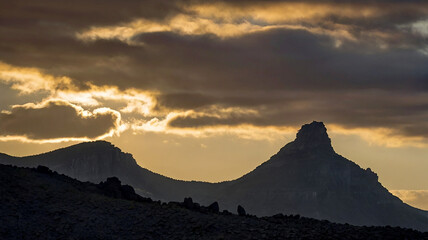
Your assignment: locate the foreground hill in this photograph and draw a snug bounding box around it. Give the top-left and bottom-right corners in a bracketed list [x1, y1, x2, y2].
[1, 164, 427, 240]
[1, 121, 427, 231]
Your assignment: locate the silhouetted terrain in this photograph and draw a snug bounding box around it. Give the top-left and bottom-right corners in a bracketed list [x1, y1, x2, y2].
[1, 164, 427, 239]
[1, 121, 427, 231]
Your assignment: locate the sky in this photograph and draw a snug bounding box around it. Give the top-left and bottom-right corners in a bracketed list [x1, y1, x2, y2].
[0, 0, 428, 209]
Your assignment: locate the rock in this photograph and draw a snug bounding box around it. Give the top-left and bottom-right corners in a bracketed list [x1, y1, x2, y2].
[193, 202, 201, 211]
[293, 121, 332, 151]
[183, 197, 194, 209]
[222, 210, 232, 215]
[99, 177, 122, 198]
[208, 202, 219, 213]
[121, 185, 136, 199]
[36, 165, 53, 175]
[237, 205, 246, 216]
[106, 176, 121, 185]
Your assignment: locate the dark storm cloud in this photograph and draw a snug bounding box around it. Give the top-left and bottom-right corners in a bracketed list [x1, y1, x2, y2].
[0, 0, 181, 28]
[2, 28, 427, 92]
[0, 101, 119, 140]
[155, 93, 216, 110]
[0, 0, 185, 84]
[131, 30, 428, 92]
[155, 92, 289, 110]
[1, 0, 427, 92]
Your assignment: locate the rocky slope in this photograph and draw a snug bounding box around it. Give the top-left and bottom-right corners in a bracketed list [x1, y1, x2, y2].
[1, 121, 427, 231]
[1, 164, 427, 240]
[212, 122, 428, 231]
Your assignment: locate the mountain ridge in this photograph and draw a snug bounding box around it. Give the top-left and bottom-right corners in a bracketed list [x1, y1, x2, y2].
[1, 121, 427, 231]
[0, 121, 360, 183]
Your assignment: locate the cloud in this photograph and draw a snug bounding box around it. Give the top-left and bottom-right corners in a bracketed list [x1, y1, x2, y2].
[155, 92, 217, 110]
[1, 0, 428, 147]
[0, 61, 156, 116]
[1, 0, 180, 30]
[0, 62, 76, 94]
[131, 115, 295, 141]
[53, 84, 156, 116]
[3, 2, 428, 93]
[390, 190, 428, 210]
[158, 89, 428, 147]
[77, 13, 284, 42]
[0, 100, 121, 141]
[77, 1, 428, 50]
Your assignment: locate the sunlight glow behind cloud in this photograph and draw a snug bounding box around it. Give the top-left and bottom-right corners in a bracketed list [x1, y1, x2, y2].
[1, 61, 428, 148]
[0, 62, 76, 94]
[76, 2, 428, 50]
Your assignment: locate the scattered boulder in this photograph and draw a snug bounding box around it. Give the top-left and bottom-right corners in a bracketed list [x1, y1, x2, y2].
[183, 197, 194, 209]
[208, 202, 219, 213]
[181, 198, 219, 213]
[222, 210, 232, 215]
[121, 185, 136, 200]
[167, 201, 181, 207]
[237, 205, 246, 216]
[97, 177, 152, 203]
[193, 202, 201, 211]
[99, 177, 122, 198]
[36, 165, 53, 175]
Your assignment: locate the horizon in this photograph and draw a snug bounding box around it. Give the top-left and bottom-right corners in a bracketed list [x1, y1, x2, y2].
[1, 0, 428, 212]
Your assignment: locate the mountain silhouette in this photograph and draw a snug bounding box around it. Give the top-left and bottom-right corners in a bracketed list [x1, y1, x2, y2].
[1, 121, 427, 231]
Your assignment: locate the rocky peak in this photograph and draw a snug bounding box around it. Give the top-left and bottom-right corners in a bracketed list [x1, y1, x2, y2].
[292, 121, 334, 153]
[27, 140, 139, 183]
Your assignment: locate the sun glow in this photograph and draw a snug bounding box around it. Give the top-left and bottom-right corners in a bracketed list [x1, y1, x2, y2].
[54, 85, 157, 116]
[75, 2, 422, 48]
[0, 62, 76, 94]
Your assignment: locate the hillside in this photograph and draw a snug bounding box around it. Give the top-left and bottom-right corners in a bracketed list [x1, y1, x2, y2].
[1, 164, 427, 239]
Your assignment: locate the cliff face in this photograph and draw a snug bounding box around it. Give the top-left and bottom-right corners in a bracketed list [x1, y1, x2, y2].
[0, 141, 138, 183]
[0, 141, 214, 201]
[1, 121, 427, 231]
[215, 122, 425, 229]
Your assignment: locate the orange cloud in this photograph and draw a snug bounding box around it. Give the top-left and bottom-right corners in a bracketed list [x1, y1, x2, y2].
[1, 63, 427, 148]
[0, 62, 76, 94]
[0, 62, 157, 116]
[53, 84, 157, 116]
[76, 2, 427, 47]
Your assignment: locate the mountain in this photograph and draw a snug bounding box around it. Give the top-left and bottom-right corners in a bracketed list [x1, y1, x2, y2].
[3, 164, 427, 239]
[1, 121, 427, 231]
